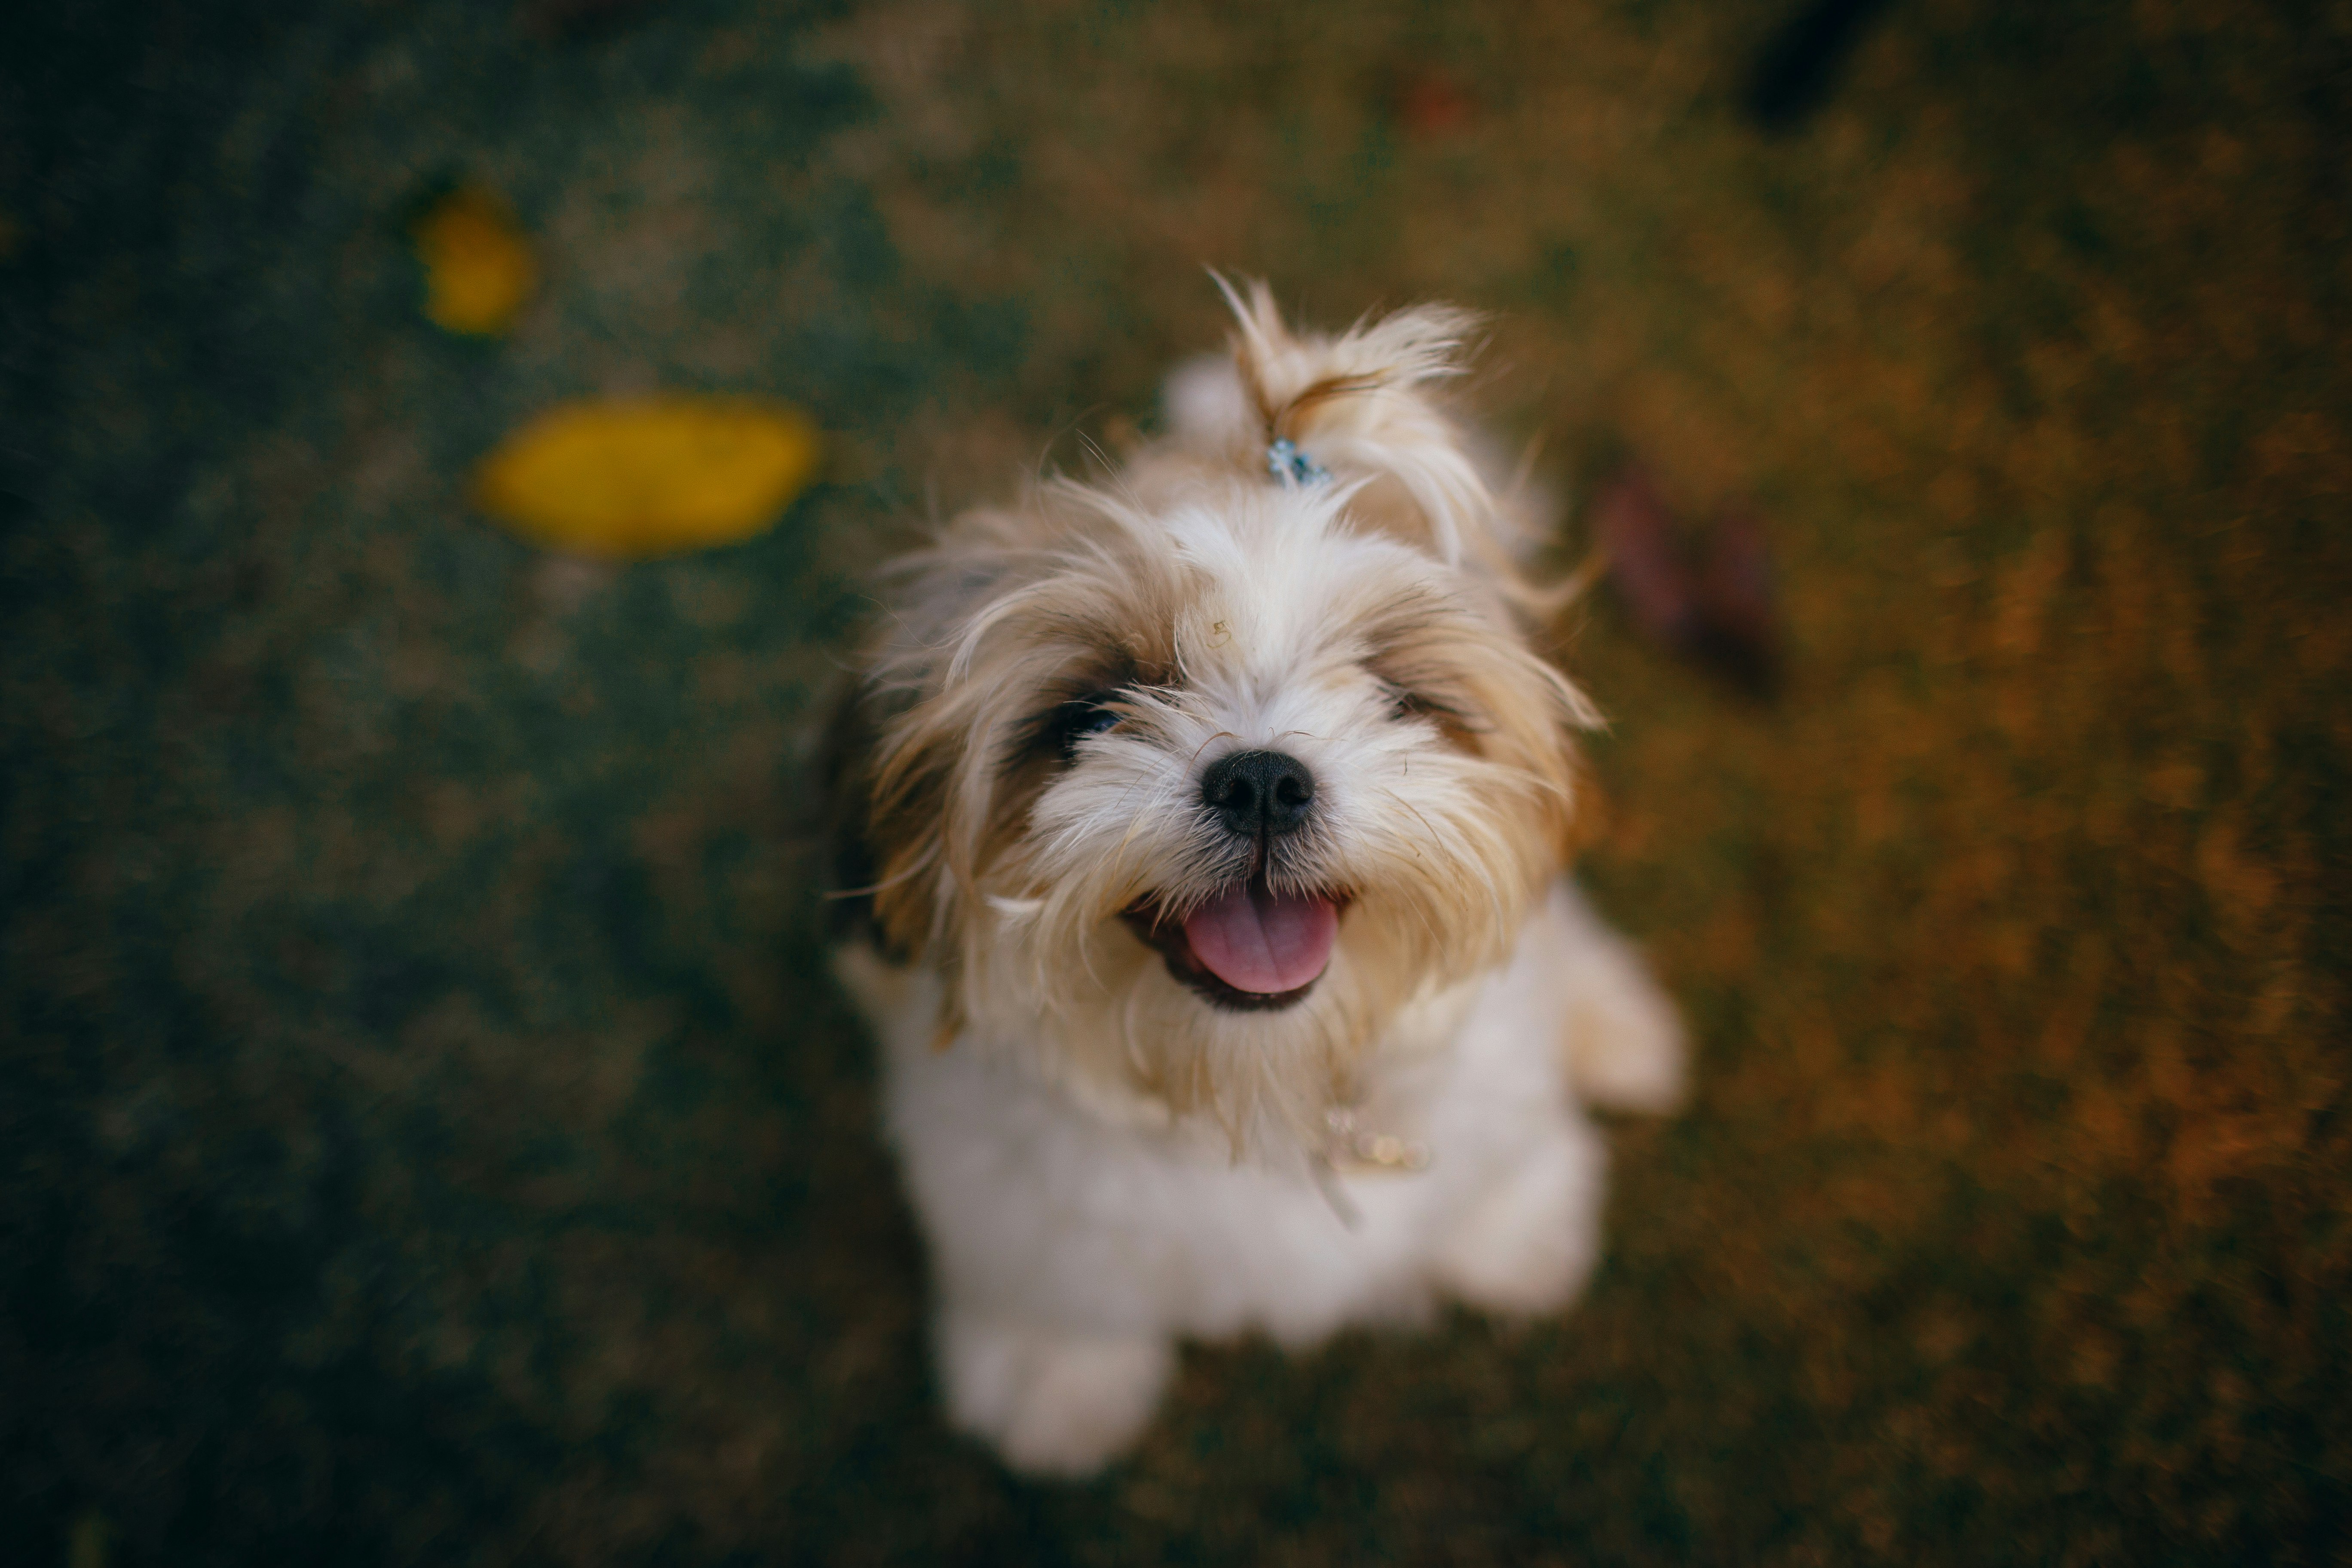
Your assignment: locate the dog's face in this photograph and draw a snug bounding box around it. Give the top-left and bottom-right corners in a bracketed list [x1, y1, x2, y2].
[858, 475, 1586, 1140]
[845, 288, 1591, 1142]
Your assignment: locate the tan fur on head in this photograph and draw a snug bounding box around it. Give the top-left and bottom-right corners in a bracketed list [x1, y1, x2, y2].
[841, 286, 1596, 1149]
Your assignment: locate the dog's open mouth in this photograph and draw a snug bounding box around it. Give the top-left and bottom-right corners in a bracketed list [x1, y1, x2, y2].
[1122, 880, 1344, 1012]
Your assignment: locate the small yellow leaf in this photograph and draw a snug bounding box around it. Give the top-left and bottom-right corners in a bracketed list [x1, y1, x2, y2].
[473, 396, 822, 559]
[411, 188, 536, 337]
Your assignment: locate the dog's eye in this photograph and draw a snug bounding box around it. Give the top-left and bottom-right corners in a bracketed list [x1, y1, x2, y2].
[1385, 683, 1433, 722]
[1048, 695, 1124, 759]
[1383, 680, 1473, 730]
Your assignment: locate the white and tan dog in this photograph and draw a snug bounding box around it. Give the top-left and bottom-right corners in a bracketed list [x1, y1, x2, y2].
[828, 284, 1684, 1476]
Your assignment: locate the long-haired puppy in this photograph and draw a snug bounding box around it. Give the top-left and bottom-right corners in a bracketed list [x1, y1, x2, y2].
[828, 283, 1685, 1476]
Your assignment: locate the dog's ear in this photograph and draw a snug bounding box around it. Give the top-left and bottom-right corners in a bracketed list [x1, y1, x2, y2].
[1371, 596, 1598, 854]
[862, 680, 962, 962]
[816, 679, 878, 943]
[819, 676, 943, 959]
[1471, 649, 1593, 874]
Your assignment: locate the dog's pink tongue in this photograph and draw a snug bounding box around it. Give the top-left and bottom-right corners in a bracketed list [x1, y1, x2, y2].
[1182, 885, 1338, 995]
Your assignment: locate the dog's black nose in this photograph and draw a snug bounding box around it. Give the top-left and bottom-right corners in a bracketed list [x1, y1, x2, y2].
[1201, 749, 1316, 838]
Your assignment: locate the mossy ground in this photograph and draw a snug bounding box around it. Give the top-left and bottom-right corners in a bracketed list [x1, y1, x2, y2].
[4, 1, 2347, 1562]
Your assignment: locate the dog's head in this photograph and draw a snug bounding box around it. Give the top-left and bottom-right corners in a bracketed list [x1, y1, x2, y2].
[844, 285, 1594, 1143]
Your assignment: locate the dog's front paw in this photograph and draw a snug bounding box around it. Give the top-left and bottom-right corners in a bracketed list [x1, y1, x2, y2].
[937, 1314, 1174, 1478]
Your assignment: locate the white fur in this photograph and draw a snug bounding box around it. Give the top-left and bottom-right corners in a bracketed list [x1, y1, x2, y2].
[848, 879, 1681, 1475]
[836, 289, 1685, 1476]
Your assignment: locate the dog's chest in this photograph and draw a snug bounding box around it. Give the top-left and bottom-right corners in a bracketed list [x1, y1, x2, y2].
[881, 953, 1571, 1338]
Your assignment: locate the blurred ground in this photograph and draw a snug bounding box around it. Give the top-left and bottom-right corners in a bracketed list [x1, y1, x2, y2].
[3, 1, 2348, 1563]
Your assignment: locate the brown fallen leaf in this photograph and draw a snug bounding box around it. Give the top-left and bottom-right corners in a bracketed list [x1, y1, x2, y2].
[410, 187, 536, 337]
[1592, 466, 1782, 698]
[1693, 502, 1780, 695]
[473, 396, 822, 560]
[1394, 69, 1478, 138]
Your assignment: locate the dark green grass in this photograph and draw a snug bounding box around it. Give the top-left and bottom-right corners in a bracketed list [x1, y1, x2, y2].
[4, 1, 2346, 1562]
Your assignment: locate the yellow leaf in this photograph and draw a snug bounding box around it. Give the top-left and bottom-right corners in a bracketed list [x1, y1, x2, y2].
[411, 188, 536, 337]
[473, 396, 823, 559]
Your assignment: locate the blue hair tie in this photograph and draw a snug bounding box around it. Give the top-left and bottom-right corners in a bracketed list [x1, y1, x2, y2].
[1266, 438, 1331, 488]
